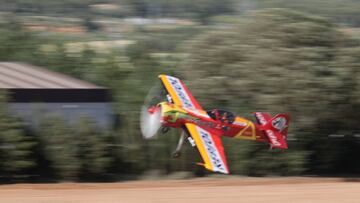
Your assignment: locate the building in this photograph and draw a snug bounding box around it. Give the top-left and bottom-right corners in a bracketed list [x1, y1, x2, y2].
[0, 62, 114, 129]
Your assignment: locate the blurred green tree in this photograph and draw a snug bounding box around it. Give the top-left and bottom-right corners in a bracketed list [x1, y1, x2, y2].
[254, 0, 360, 27]
[38, 115, 80, 181]
[181, 9, 360, 175]
[124, 0, 235, 24]
[75, 117, 112, 180]
[0, 91, 35, 181]
[0, 23, 40, 62]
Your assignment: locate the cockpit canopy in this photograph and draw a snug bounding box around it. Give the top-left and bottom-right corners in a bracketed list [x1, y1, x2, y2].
[206, 109, 235, 124]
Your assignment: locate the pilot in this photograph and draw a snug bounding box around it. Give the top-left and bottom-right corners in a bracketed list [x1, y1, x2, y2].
[215, 109, 236, 123]
[209, 109, 220, 121]
[221, 112, 230, 124]
[210, 109, 229, 124]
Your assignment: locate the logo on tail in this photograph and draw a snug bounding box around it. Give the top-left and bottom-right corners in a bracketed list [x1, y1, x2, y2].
[254, 112, 290, 149]
[271, 116, 287, 132]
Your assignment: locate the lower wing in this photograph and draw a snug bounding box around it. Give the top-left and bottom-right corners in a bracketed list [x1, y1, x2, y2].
[185, 123, 229, 174]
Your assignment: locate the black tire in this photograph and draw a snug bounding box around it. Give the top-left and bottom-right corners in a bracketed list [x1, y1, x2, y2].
[172, 152, 181, 158]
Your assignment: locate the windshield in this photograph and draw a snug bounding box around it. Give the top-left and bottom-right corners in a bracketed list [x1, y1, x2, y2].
[206, 109, 235, 124]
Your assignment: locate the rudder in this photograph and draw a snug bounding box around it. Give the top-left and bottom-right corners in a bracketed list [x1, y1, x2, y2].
[254, 112, 290, 149]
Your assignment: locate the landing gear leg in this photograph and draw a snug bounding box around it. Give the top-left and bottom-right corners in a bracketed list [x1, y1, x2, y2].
[172, 131, 186, 158]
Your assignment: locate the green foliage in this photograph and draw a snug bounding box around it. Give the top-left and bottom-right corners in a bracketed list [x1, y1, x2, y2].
[254, 0, 360, 27]
[0, 23, 40, 62]
[2, 0, 360, 27]
[1, 0, 99, 16]
[181, 9, 360, 175]
[75, 117, 111, 179]
[38, 115, 80, 181]
[1, 0, 235, 24]
[131, 26, 204, 52]
[37, 115, 116, 181]
[0, 91, 35, 180]
[224, 140, 308, 176]
[83, 17, 101, 32]
[1, 4, 360, 180]
[124, 0, 235, 23]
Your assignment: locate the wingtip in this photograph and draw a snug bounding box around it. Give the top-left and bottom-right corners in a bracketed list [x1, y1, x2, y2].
[196, 162, 205, 166]
[217, 169, 230, 175]
[222, 168, 230, 175]
[199, 162, 230, 175]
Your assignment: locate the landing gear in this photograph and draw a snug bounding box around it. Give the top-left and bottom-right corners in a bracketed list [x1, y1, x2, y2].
[171, 131, 187, 158]
[172, 151, 181, 158]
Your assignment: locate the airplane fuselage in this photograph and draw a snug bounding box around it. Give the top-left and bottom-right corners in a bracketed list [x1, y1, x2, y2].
[157, 102, 266, 141]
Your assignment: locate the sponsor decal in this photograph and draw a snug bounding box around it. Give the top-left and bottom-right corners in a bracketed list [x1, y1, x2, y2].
[266, 129, 281, 146]
[272, 116, 287, 131]
[255, 112, 267, 125]
[197, 127, 226, 173]
[167, 76, 195, 109]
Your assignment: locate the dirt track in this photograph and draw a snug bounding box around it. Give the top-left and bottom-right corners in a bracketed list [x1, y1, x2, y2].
[0, 177, 359, 203]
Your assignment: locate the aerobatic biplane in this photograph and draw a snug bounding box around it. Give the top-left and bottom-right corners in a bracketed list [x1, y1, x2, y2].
[140, 75, 290, 174]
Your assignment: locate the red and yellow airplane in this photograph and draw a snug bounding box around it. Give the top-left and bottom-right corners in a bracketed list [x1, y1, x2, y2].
[140, 75, 290, 174]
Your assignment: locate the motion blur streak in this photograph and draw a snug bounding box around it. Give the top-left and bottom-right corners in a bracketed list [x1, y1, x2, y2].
[0, 178, 359, 203]
[0, 0, 359, 183]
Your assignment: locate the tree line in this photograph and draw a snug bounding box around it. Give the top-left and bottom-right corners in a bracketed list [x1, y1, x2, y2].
[0, 8, 360, 182]
[2, 0, 360, 26]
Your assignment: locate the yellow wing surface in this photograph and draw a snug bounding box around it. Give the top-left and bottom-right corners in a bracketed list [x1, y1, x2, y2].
[185, 123, 229, 174]
[159, 74, 229, 174]
[158, 74, 203, 110]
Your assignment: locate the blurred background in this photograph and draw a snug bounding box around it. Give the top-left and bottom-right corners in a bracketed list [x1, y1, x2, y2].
[0, 0, 359, 183]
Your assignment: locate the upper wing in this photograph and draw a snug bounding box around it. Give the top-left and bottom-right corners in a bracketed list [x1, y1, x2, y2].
[185, 123, 229, 174]
[158, 75, 203, 110]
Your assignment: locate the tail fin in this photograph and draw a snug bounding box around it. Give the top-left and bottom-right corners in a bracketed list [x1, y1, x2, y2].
[254, 112, 290, 149]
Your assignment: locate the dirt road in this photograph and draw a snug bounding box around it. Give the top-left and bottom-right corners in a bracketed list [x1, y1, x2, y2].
[0, 177, 359, 203]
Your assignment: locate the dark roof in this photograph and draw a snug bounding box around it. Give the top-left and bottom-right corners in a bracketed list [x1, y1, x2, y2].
[0, 62, 104, 89]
